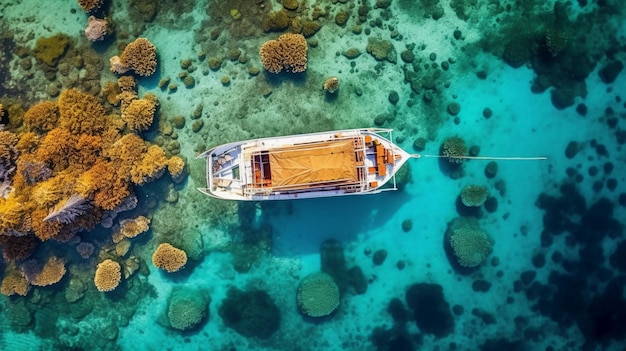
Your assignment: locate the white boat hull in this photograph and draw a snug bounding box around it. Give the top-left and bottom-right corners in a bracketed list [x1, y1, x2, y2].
[197, 128, 411, 201]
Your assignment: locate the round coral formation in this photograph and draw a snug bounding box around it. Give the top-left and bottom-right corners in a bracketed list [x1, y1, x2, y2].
[119, 215, 150, 238]
[448, 218, 493, 268]
[167, 288, 210, 331]
[441, 136, 468, 164]
[152, 243, 187, 272]
[94, 259, 122, 292]
[460, 185, 489, 207]
[259, 33, 308, 74]
[323, 77, 339, 93]
[23, 101, 59, 133]
[122, 98, 157, 132]
[296, 272, 340, 317]
[111, 38, 158, 77]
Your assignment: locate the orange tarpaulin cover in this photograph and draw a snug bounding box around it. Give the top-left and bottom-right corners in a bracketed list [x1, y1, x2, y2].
[269, 141, 357, 187]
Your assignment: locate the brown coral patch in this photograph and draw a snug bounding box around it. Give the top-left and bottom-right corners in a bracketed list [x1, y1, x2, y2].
[94, 259, 122, 292]
[119, 38, 158, 77]
[259, 33, 307, 74]
[23, 101, 59, 134]
[152, 243, 187, 273]
[58, 89, 108, 135]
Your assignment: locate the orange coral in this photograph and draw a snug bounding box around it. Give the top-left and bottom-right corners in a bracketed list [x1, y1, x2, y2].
[22, 256, 67, 286]
[110, 38, 158, 76]
[77, 0, 103, 13]
[74, 134, 102, 171]
[58, 89, 108, 135]
[152, 243, 187, 272]
[119, 215, 150, 238]
[1, 270, 31, 296]
[15, 132, 40, 153]
[104, 133, 146, 181]
[31, 207, 63, 241]
[79, 160, 131, 210]
[167, 156, 185, 177]
[130, 145, 168, 185]
[118, 76, 136, 92]
[0, 194, 32, 236]
[23, 101, 59, 133]
[259, 33, 308, 73]
[94, 259, 122, 292]
[323, 77, 339, 93]
[122, 98, 157, 132]
[0, 130, 18, 170]
[35, 128, 78, 171]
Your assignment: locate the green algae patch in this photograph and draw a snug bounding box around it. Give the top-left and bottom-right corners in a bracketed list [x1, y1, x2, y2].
[34, 34, 70, 66]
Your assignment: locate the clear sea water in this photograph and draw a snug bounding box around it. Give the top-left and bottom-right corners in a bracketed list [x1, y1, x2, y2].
[0, 0, 625, 350]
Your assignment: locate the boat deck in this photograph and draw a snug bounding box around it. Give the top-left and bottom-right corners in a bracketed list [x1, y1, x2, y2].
[200, 128, 409, 201]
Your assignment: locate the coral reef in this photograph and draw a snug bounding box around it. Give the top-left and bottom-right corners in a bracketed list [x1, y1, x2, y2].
[1, 269, 31, 296]
[166, 156, 185, 178]
[58, 88, 108, 135]
[166, 287, 210, 331]
[19, 256, 67, 287]
[84, 16, 109, 42]
[323, 77, 339, 93]
[259, 33, 308, 73]
[94, 259, 122, 292]
[77, 0, 103, 13]
[460, 185, 489, 207]
[23, 101, 59, 133]
[447, 217, 493, 268]
[440, 136, 467, 163]
[121, 97, 157, 132]
[296, 272, 340, 317]
[119, 215, 150, 238]
[33, 34, 70, 66]
[110, 38, 158, 77]
[218, 287, 281, 339]
[152, 243, 187, 272]
[405, 283, 455, 338]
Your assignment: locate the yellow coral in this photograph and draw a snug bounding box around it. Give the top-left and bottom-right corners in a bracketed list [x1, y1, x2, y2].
[94, 259, 122, 292]
[35, 128, 78, 171]
[152, 243, 187, 273]
[31, 207, 63, 241]
[23, 101, 59, 133]
[0, 130, 18, 169]
[114, 38, 158, 77]
[28, 256, 67, 287]
[58, 89, 108, 135]
[167, 156, 185, 177]
[1, 271, 31, 296]
[122, 98, 157, 132]
[323, 77, 339, 93]
[0, 194, 32, 236]
[119, 215, 150, 238]
[130, 145, 168, 185]
[117, 75, 136, 92]
[259, 33, 308, 73]
[77, 0, 103, 13]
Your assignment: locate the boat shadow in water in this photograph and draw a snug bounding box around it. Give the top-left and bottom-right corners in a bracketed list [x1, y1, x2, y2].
[264, 190, 411, 256]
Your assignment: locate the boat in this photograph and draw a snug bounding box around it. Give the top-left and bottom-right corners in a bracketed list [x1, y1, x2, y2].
[197, 128, 411, 201]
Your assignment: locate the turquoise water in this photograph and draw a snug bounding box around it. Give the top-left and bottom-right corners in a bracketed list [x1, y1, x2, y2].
[0, 0, 625, 350]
